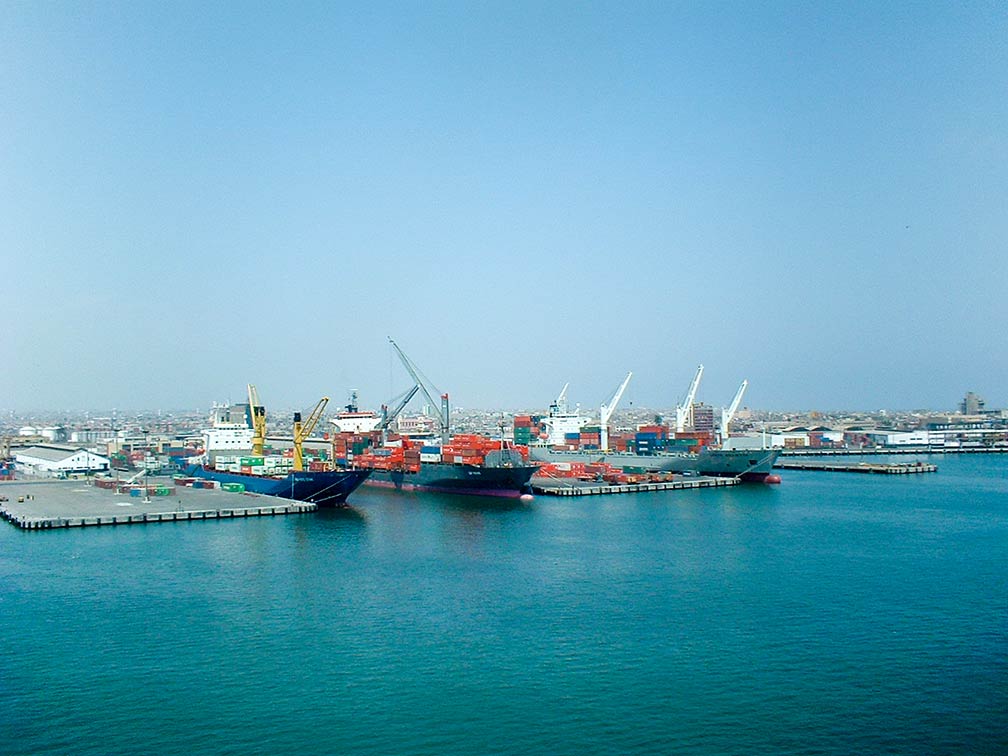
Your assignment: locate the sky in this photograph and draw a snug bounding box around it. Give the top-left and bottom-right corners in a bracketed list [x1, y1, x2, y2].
[3, 2, 1006, 414]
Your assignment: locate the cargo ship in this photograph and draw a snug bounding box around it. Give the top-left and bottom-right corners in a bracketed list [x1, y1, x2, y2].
[343, 434, 539, 498]
[524, 370, 781, 482]
[178, 394, 370, 507]
[177, 460, 371, 506]
[330, 339, 540, 498]
[527, 445, 780, 481]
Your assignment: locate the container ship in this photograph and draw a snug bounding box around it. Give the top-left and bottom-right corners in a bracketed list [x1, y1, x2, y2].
[326, 341, 539, 498]
[340, 433, 539, 498]
[178, 459, 371, 506]
[521, 368, 781, 482]
[178, 389, 370, 507]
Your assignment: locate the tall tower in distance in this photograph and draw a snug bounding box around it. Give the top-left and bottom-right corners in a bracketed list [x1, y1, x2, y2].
[960, 392, 985, 415]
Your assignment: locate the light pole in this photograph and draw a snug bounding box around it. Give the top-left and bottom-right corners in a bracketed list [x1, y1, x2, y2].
[143, 429, 150, 503]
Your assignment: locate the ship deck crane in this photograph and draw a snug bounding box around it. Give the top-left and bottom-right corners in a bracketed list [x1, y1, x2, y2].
[377, 384, 421, 441]
[720, 379, 748, 442]
[553, 382, 570, 414]
[675, 365, 704, 433]
[247, 384, 267, 457]
[293, 396, 329, 471]
[600, 372, 633, 451]
[389, 338, 451, 446]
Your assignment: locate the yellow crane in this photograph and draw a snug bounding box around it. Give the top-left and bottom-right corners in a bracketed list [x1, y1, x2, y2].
[293, 396, 329, 471]
[247, 384, 267, 457]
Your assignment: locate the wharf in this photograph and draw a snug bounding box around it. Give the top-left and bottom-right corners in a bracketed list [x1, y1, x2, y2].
[774, 460, 937, 474]
[0, 478, 316, 530]
[780, 446, 1006, 456]
[531, 475, 738, 496]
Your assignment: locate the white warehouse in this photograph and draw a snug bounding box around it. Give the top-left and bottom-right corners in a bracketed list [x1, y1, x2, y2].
[14, 446, 110, 477]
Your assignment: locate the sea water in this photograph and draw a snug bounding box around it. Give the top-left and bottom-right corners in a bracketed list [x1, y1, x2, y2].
[1, 454, 1005, 755]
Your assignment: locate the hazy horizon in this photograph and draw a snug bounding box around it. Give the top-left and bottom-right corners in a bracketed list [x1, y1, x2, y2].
[5, 4, 1005, 413]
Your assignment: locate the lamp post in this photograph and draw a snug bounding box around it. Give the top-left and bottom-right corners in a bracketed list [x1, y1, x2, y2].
[143, 429, 150, 503]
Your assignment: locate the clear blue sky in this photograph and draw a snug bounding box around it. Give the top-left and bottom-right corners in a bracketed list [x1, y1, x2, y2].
[4, 2, 1005, 413]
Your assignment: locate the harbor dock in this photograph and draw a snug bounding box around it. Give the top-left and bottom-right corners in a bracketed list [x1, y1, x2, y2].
[779, 446, 1005, 456]
[774, 460, 937, 474]
[0, 478, 316, 530]
[531, 475, 739, 496]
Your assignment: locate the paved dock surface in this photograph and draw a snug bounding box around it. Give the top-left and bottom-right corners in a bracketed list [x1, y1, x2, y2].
[774, 460, 937, 474]
[531, 475, 738, 496]
[0, 478, 315, 530]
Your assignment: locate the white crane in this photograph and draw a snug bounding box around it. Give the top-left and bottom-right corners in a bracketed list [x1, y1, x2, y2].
[554, 382, 570, 414]
[389, 338, 451, 445]
[675, 364, 704, 433]
[720, 379, 748, 441]
[600, 372, 633, 451]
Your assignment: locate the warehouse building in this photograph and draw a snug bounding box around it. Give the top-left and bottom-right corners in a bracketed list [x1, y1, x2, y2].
[14, 446, 110, 477]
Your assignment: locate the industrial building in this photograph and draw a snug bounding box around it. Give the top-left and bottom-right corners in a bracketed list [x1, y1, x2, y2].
[14, 446, 110, 477]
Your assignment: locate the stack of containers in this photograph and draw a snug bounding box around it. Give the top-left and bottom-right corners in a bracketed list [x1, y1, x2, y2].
[636, 424, 670, 455]
[419, 445, 441, 463]
[579, 425, 602, 449]
[513, 415, 534, 445]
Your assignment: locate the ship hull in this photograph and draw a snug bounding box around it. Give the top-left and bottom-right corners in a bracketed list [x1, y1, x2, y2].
[179, 464, 371, 507]
[363, 463, 538, 498]
[528, 446, 781, 481]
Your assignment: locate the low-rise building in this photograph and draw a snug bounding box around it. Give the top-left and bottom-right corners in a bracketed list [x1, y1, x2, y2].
[14, 446, 110, 476]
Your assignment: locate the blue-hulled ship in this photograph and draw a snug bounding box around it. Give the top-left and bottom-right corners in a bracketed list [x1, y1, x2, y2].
[177, 461, 370, 506]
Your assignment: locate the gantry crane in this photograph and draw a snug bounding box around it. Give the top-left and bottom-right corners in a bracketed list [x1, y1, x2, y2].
[720, 380, 748, 441]
[675, 364, 704, 433]
[600, 372, 633, 452]
[293, 396, 329, 471]
[247, 384, 267, 457]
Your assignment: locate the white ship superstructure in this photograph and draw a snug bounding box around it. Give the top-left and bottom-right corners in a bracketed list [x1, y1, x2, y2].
[537, 383, 593, 445]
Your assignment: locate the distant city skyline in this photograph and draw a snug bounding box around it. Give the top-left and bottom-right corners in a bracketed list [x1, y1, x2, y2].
[4, 3, 1005, 412]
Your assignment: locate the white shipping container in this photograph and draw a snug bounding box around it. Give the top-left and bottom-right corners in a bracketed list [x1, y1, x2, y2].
[229, 464, 242, 472]
[419, 453, 441, 463]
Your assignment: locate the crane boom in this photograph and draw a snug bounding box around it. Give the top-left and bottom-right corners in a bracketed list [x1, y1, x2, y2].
[378, 384, 420, 433]
[247, 384, 267, 457]
[556, 382, 570, 412]
[293, 396, 329, 472]
[720, 380, 748, 440]
[600, 371, 633, 451]
[389, 338, 450, 444]
[675, 364, 704, 433]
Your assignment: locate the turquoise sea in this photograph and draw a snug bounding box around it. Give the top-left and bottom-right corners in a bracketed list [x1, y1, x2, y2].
[2, 454, 1006, 755]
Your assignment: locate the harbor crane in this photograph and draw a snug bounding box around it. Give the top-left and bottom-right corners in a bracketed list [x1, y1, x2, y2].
[553, 382, 570, 414]
[720, 379, 748, 441]
[389, 338, 451, 445]
[293, 396, 329, 472]
[675, 364, 704, 433]
[247, 384, 267, 457]
[600, 372, 633, 452]
[377, 384, 421, 442]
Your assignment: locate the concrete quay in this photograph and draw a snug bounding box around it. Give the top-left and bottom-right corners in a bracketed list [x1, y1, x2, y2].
[531, 475, 739, 496]
[780, 446, 1006, 456]
[774, 460, 937, 475]
[0, 478, 316, 530]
